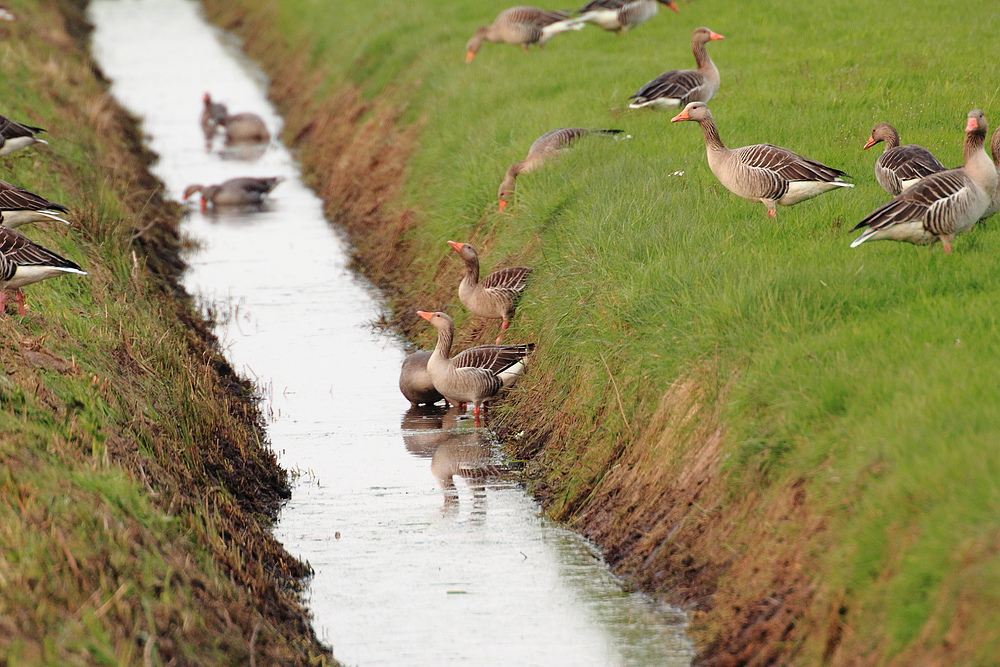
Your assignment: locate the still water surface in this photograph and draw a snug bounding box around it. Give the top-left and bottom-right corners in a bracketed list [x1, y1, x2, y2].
[89, 1, 694, 664]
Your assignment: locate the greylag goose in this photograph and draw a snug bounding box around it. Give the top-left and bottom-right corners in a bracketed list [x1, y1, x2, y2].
[863, 122, 946, 196]
[200, 93, 229, 144]
[576, 0, 678, 33]
[0, 114, 47, 157]
[628, 27, 724, 109]
[448, 241, 532, 343]
[465, 6, 586, 62]
[400, 350, 445, 406]
[183, 177, 284, 211]
[417, 310, 534, 422]
[498, 128, 627, 212]
[670, 102, 853, 218]
[982, 126, 1000, 220]
[219, 112, 270, 145]
[0, 226, 86, 316]
[851, 109, 997, 253]
[0, 180, 70, 228]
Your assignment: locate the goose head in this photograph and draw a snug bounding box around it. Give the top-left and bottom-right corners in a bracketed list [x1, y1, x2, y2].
[863, 122, 899, 150]
[670, 101, 712, 123]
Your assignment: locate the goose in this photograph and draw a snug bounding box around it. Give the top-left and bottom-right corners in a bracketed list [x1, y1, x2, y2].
[0, 179, 70, 228]
[0, 226, 86, 316]
[182, 177, 284, 211]
[576, 0, 678, 33]
[670, 102, 853, 217]
[400, 350, 445, 406]
[417, 310, 533, 422]
[218, 112, 270, 145]
[0, 113, 47, 157]
[465, 6, 586, 62]
[447, 241, 532, 343]
[200, 93, 229, 144]
[982, 126, 1000, 220]
[851, 109, 997, 253]
[498, 128, 627, 212]
[863, 122, 946, 196]
[628, 27, 724, 109]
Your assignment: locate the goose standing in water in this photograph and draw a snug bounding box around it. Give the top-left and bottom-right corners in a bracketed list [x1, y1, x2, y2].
[0, 113, 47, 156]
[498, 128, 627, 212]
[183, 177, 284, 211]
[400, 350, 444, 407]
[862, 122, 946, 196]
[200, 93, 229, 145]
[670, 102, 853, 217]
[628, 27, 724, 110]
[417, 310, 533, 423]
[576, 0, 679, 34]
[465, 6, 586, 62]
[0, 226, 86, 316]
[0, 180, 70, 228]
[851, 109, 997, 252]
[448, 241, 532, 343]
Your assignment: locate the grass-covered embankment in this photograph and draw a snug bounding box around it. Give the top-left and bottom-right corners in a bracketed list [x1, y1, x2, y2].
[201, 0, 1000, 663]
[0, 1, 332, 663]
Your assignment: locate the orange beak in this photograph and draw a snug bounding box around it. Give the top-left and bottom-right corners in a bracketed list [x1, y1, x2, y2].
[498, 200, 507, 212]
[670, 109, 690, 123]
[965, 116, 979, 133]
[447, 240, 463, 252]
[466, 51, 475, 63]
[709, 31, 724, 40]
[200, 199, 208, 213]
[667, 1, 679, 12]
[863, 135, 877, 150]
[417, 311, 434, 322]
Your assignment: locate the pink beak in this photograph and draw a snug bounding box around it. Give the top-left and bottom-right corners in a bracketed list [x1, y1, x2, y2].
[863, 135, 878, 150]
[417, 311, 434, 322]
[709, 31, 724, 40]
[670, 109, 690, 123]
[965, 116, 979, 133]
[447, 240, 464, 252]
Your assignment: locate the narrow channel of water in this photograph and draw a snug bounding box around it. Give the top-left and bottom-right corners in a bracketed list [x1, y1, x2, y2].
[89, 1, 694, 664]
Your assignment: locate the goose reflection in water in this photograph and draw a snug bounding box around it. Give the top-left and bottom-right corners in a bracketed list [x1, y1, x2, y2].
[401, 405, 503, 518]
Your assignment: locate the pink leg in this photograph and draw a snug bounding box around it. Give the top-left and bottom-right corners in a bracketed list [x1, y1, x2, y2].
[0, 290, 6, 314]
[495, 320, 510, 344]
[15, 289, 25, 316]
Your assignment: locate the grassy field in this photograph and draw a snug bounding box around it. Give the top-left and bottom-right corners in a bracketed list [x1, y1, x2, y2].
[0, 1, 332, 663]
[205, 0, 1000, 662]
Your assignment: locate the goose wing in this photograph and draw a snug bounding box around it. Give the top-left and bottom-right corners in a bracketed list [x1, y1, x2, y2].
[735, 143, 850, 182]
[453, 344, 535, 375]
[481, 266, 532, 294]
[851, 169, 969, 233]
[0, 227, 82, 270]
[630, 70, 706, 104]
[881, 145, 946, 182]
[578, 0, 628, 11]
[505, 6, 572, 27]
[0, 180, 68, 212]
[0, 115, 44, 139]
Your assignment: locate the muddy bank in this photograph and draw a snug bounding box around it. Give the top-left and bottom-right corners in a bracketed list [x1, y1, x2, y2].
[0, 1, 331, 663]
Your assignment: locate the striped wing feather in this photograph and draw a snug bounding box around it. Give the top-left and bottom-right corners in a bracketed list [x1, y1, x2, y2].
[851, 169, 968, 232]
[578, 0, 629, 10]
[481, 266, 532, 293]
[737, 144, 850, 182]
[0, 180, 68, 212]
[453, 344, 534, 375]
[631, 70, 706, 104]
[0, 227, 82, 270]
[0, 115, 44, 139]
[881, 145, 945, 182]
[506, 7, 571, 27]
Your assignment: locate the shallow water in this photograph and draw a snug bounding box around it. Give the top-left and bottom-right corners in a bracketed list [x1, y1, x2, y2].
[88, 1, 694, 664]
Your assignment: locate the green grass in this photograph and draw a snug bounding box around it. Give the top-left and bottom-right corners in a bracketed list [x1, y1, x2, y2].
[207, 0, 1000, 661]
[0, 1, 333, 664]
